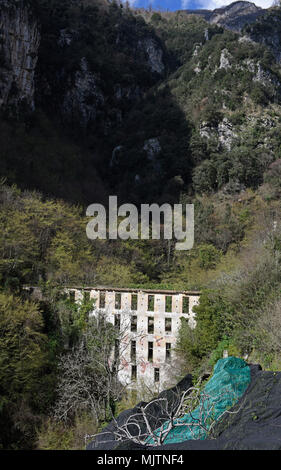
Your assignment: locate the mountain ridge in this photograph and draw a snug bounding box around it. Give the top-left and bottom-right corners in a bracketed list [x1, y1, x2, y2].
[180, 1, 265, 32]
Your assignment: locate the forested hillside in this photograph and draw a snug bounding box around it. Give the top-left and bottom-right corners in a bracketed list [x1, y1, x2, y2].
[0, 0, 280, 449]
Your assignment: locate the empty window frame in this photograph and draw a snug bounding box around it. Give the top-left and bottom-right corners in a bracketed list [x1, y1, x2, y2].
[84, 291, 90, 302]
[99, 292, 105, 309]
[148, 316, 154, 334]
[165, 318, 172, 334]
[166, 343, 171, 360]
[115, 314, 120, 330]
[148, 295, 154, 311]
[165, 295, 172, 313]
[131, 365, 137, 381]
[182, 296, 189, 314]
[115, 339, 120, 360]
[131, 340, 136, 362]
[115, 293, 121, 310]
[131, 315, 137, 332]
[154, 368, 160, 383]
[131, 294, 138, 311]
[148, 341, 153, 361]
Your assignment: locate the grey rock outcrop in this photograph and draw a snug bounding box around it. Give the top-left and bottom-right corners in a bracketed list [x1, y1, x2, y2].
[138, 38, 165, 75]
[218, 118, 238, 151]
[199, 118, 237, 151]
[62, 57, 104, 128]
[219, 49, 232, 70]
[254, 62, 278, 87]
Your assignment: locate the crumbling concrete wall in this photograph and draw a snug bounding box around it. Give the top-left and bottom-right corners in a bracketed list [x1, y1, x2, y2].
[67, 287, 200, 393]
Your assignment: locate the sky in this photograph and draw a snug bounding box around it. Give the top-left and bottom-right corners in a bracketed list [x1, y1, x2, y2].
[129, 0, 274, 11]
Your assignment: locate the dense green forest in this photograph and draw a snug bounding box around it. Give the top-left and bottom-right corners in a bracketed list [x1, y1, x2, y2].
[0, 0, 280, 449]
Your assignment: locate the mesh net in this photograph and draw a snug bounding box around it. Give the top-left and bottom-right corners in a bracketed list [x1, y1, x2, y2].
[146, 356, 251, 445]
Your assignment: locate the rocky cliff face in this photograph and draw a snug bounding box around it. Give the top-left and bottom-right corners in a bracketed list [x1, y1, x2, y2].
[0, 0, 280, 205]
[57, 34, 165, 130]
[0, 0, 40, 112]
[208, 1, 264, 32]
[34, 2, 165, 133]
[0, 0, 166, 130]
[183, 1, 265, 33]
[138, 37, 165, 74]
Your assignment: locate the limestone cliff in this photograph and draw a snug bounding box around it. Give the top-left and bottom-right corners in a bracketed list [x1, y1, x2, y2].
[0, 0, 40, 112]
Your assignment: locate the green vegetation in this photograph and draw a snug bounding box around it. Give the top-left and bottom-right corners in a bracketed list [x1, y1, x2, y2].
[176, 195, 281, 376]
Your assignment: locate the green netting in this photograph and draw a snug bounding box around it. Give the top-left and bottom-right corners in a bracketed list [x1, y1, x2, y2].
[147, 356, 251, 445]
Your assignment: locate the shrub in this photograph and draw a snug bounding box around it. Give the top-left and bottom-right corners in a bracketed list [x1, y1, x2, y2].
[198, 244, 222, 269]
[193, 160, 217, 193]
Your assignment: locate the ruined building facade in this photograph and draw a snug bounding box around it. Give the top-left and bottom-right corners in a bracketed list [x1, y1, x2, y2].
[67, 287, 200, 392]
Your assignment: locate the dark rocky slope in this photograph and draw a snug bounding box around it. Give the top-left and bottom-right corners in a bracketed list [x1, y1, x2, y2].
[0, 1, 281, 204]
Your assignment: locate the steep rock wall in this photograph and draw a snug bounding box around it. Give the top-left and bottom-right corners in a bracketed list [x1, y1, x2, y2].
[0, 0, 40, 111]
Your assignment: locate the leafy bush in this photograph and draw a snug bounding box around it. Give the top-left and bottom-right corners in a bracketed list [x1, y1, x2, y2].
[198, 244, 222, 270]
[192, 160, 217, 193]
[176, 291, 226, 370]
[0, 293, 49, 449]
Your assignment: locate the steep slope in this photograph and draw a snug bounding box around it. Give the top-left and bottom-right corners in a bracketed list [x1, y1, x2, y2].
[244, 6, 281, 63]
[153, 10, 281, 195]
[118, 8, 281, 200]
[0, 0, 170, 203]
[0, 0, 280, 205]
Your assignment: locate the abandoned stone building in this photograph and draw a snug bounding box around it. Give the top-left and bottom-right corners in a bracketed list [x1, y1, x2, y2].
[67, 287, 200, 392]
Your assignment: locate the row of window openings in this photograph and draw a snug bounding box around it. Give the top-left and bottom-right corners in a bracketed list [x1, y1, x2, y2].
[130, 340, 171, 362]
[69, 292, 190, 315]
[130, 316, 172, 334]
[113, 315, 172, 334]
[69, 291, 91, 303]
[113, 314, 171, 332]
[69, 293, 182, 336]
[96, 293, 189, 313]
[131, 365, 160, 383]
